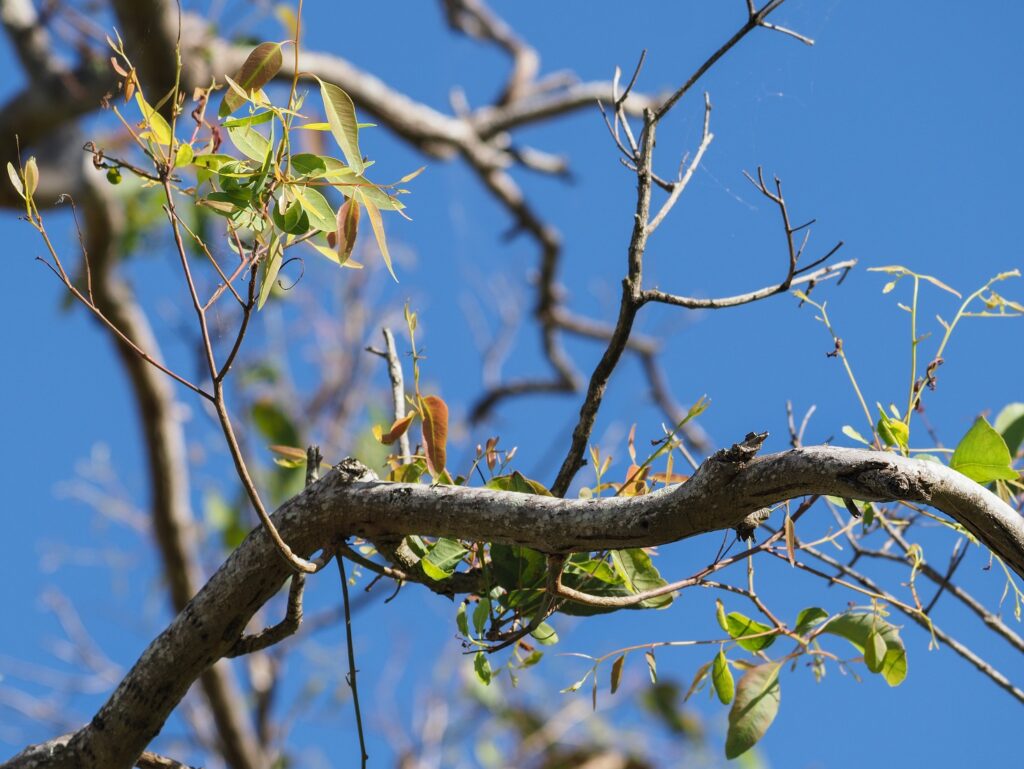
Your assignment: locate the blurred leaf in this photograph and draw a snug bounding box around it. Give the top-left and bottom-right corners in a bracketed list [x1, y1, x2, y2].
[876, 407, 909, 451]
[204, 490, 247, 550]
[725, 661, 781, 759]
[994, 403, 1024, 457]
[473, 651, 492, 685]
[7, 161, 23, 196]
[950, 417, 1017, 483]
[645, 650, 657, 683]
[220, 42, 283, 117]
[530, 621, 558, 646]
[485, 471, 552, 496]
[251, 398, 299, 447]
[374, 414, 415, 445]
[842, 425, 871, 445]
[609, 655, 625, 694]
[683, 660, 711, 702]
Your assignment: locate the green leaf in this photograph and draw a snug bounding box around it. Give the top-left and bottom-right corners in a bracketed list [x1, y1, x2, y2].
[227, 122, 272, 163]
[320, 158, 405, 210]
[316, 78, 363, 173]
[712, 649, 735, 705]
[290, 153, 329, 177]
[950, 417, 1018, 483]
[420, 537, 468, 581]
[257, 236, 284, 310]
[793, 607, 829, 635]
[271, 196, 310, 235]
[485, 471, 552, 496]
[250, 396, 299, 447]
[456, 601, 469, 636]
[220, 42, 284, 117]
[293, 186, 336, 232]
[530, 621, 559, 646]
[715, 599, 728, 632]
[608, 548, 673, 608]
[725, 662, 781, 759]
[994, 403, 1024, 457]
[821, 612, 908, 686]
[473, 651, 492, 685]
[174, 143, 194, 167]
[864, 629, 887, 674]
[876, 407, 909, 450]
[725, 612, 776, 651]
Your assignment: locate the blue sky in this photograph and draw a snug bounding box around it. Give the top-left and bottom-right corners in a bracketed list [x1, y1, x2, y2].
[2, 1, 1023, 766]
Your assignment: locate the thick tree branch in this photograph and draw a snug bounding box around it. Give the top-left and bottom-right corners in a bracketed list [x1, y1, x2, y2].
[4, 439, 1020, 768]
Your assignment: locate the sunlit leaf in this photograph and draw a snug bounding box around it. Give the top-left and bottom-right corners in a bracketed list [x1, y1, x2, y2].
[293, 186, 336, 232]
[950, 417, 1018, 483]
[609, 548, 673, 608]
[7, 161, 23, 197]
[842, 425, 871, 445]
[257, 236, 284, 310]
[357, 190, 397, 280]
[135, 92, 172, 148]
[725, 661, 781, 759]
[420, 395, 449, 477]
[316, 77, 363, 173]
[994, 403, 1024, 457]
[821, 612, 907, 686]
[227, 122, 271, 163]
[23, 157, 38, 198]
[712, 648, 735, 705]
[420, 538, 468, 581]
[531, 621, 558, 646]
[220, 42, 284, 117]
[644, 650, 657, 683]
[473, 651, 492, 685]
[374, 413, 415, 445]
[793, 607, 828, 635]
[725, 612, 775, 652]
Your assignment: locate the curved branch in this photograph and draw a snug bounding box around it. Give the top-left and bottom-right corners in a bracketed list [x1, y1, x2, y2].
[5, 438, 1020, 768]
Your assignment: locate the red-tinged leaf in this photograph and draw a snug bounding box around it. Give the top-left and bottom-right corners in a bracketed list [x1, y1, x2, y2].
[610, 655, 625, 695]
[376, 414, 414, 445]
[220, 42, 283, 116]
[335, 198, 360, 265]
[420, 395, 449, 477]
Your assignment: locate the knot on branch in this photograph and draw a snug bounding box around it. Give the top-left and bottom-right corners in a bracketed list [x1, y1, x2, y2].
[717, 431, 768, 464]
[839, 460, 919, 500]
[735, 507, 773, 541]
[334, 457, 378, 484]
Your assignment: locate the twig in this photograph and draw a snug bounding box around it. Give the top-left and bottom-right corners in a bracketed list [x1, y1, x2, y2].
[337, 553, 369, 768]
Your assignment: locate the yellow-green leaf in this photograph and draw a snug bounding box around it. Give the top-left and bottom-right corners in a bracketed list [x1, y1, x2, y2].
[316, 78, 363, 174]
[950, 416, 1018, 483]
[23, 157, 38, 198]
[7, 161, 23, 197]
[712, 648, 735, 705]
[358, 190, 397, 281]
[257, 236, 283, 310]
[293, 186, 336, 232]
[135, 92, 172, 147]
